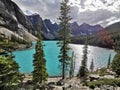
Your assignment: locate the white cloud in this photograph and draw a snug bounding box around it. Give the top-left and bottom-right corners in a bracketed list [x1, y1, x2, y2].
[70, 0, 120, 12]
[106, 17, 120, 26]
[12, 0, 120, 27]
[69, 0, 120, 26]
[12, 0, 61, 22]
[69, 0, 80, 5]
[96, 16, 120, 27]
[84, 0, 92, 5]
[24, 10, 35, 15]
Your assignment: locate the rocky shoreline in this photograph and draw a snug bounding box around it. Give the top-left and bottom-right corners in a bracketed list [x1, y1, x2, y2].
[13, 43, 34, 51]
[20, 73, 120, 90]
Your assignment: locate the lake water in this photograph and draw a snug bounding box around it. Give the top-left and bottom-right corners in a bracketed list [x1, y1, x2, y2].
[13, 41, 116, 76]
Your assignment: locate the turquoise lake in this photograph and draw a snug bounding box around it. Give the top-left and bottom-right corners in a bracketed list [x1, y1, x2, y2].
[13, 41, 116, 76]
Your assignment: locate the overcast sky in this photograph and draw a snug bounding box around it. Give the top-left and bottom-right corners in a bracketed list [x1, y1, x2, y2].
[12, 0, 120, 27]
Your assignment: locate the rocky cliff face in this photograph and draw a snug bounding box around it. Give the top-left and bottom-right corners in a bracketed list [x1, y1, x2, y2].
[27, 13, 103, 39]
[28, 14, 103, 39]
[27, 14, 59, 39]
[44, 19, 59, 37]
[0, 0, 37, 42]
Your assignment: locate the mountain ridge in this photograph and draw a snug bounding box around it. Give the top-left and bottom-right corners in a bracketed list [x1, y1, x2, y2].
[72, 21, 120, 48]
[0, 0, 37, 42]
[27, 13, 103, 39]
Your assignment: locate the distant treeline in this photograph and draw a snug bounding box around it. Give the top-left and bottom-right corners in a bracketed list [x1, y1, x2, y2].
[71, 30, 120, 49]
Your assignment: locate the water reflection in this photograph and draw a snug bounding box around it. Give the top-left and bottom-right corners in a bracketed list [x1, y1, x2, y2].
[69, 44, 116, 75]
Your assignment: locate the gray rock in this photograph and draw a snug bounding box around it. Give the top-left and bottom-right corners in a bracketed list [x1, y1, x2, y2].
[0, 0, 37, 42]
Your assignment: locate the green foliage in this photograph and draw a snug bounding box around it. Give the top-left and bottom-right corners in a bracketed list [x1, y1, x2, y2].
[0, 34, 31, 51]
[90, 59, 94, 73]
[114, 39, 120, 52]
[107, 54, 111, 68]
[69, 52, 75, 78]
[72, 31, 120, 49]
[0, 55, 20, 90]
[88, 78, 120, 89]
[77, 38, 88, 82]
[0, 35, 9, 45]
[11, 34, 28, 44]
[111, 52, 120, 75]
[32, 33, 48, 89]
[111, 39, 120, 75]
[93, 68, 108, 76]
[57, 0, 72, 79]
[0, 36, 4, 41]
[98, 68, 107, 76]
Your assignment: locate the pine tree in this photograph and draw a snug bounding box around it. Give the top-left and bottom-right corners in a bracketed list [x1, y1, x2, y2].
[107, 54, 111, 68]
[32, 33, 48, 89]
[111, 52, 120, 75]
[77, 37, 88, 82]
[57, 0, 72, 79]
[111, 40, 120, 75]
[90, 59, 94, 73]
[0, 54, 20, 90]
[69, 52, 75, 78]
[114, 39, 120, 51]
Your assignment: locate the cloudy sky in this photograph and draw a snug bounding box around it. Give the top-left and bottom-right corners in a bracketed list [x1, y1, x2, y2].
[12, 0, 120, 27]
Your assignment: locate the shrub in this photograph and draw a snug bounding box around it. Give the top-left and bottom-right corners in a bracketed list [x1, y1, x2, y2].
[111, 52, 120, 75]
[88, 78, 120, 88]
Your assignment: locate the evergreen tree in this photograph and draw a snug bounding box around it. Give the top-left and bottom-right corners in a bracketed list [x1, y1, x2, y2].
[90, 59, 94, 73]
[111, 40, 120, 75]
[77, 37, 88, 82]
[57, 0, 72, 79]
[111, 52, 120, 75]
[107, 54, 111, 68]
[32, 33, 48, 89]
[114, 39, 120, 51]
[0, 54, 20, 90]
[69, 52, 75, 78]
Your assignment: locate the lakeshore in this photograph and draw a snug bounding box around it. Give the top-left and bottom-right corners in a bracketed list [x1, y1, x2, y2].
[21, 73, 120, 90]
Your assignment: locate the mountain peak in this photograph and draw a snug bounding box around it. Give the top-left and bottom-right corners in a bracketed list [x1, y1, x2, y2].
[44, 19, 51, 23]
[27, 13, 40, 17]
[71, 22, 78, 26]
[81, 23, 90, 26]
[95, 24, 102, 27]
